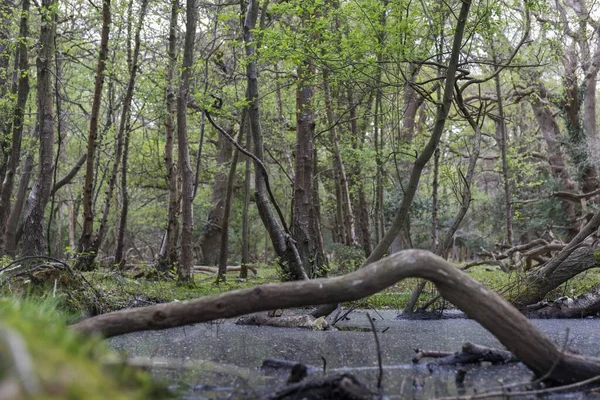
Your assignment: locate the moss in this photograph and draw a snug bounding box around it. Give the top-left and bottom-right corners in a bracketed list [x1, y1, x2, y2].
[593, 250, 600, 265]
[0, 297, 169, 399]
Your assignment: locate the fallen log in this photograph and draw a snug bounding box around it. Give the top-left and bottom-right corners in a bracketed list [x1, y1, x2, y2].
[525, 286, 600, 318]
[236, 314, 331, 330]
[415, 342, 519, 366]
[268, 373, 376, 400]
[72, 249, 600, 383]
[193, 265, 258, 275]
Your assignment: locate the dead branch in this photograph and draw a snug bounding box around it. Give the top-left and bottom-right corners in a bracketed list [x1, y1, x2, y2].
[425, 342, 519, 366]
[268, 373, 376, 400]
[193, 265, 257, 275]
[553, 187, 600, 202]
[72, 249, 600, 383]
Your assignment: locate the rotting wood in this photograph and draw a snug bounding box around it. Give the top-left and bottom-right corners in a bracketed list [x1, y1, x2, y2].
[72, 249, 600, 384]
[193, 265, 257, 275]
[414, 342, 519, 366]
[268, 373, 375, 400]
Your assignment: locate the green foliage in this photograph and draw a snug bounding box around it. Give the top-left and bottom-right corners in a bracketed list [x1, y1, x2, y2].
[0, 297, 168, 399]
[329, 243, 366, 274]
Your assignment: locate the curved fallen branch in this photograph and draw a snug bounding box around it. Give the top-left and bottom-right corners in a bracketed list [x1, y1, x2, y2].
[72, 250, 600, 383]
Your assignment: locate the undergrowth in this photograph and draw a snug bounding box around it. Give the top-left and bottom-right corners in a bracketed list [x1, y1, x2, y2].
[0, 297, 168, 399]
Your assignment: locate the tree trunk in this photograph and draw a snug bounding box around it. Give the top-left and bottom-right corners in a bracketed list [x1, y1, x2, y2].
[243, 0, 307, 281]
[530, 90, 578, 236]
[294, 60, 325, 277]
[3, 153, 34, 256]
[156, 0, 180, 271]
[493, 62, 513, 246]
[217, 123, 244, 281]
[77, 0, 111, 268]
[176, 0, 199, 282]
[0, 0, 14, 184]
[431, 147, 440, 249]
[240, 120, 252, 280]
[561, 43, 598, 194]
[323, 71, 357, 247]
[20, 0, 57, 256]
[201, 129, 234, 265]
[114, 0, 149, 267]
[0, 0, 29, 253]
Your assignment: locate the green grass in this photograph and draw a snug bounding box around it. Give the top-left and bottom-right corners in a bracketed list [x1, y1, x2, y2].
[4, 259, 600, 317]
[0, 297, 168, 399]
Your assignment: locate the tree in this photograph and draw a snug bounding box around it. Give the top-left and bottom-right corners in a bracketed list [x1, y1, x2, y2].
[176, 0, 199, 282]
[20, 0, 58, 255]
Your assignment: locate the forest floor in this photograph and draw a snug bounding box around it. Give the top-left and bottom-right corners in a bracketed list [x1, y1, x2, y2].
[75, 262, 600, 315]
[2, 258, 600, 319]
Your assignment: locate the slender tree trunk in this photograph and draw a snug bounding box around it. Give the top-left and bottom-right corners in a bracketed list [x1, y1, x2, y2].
[95, 0, 147, 260]
[68, 199, 77, 252]
[176, 0, 199, 282]
[3, 153, 34, 256]
[294, 58, 325, 277]
[217, 122, 244, 281]
[373, 91, 383, 243]
[493, 62, 513, 245]
[349, 94, 373, 257]
[114, 0, 149, 267]
[240, 117, 252, 279]
[77, 0, 111, 268]
[157, 0, 180, 271]
[0, 0, 14, 182]
[244, 0, 307, 280]
[20, 0, 57, 256]
[0, 0, 29, 253]
[115, 120, 130, 268]
[323, 70, 357, 246]
[431, 147, 440, 249]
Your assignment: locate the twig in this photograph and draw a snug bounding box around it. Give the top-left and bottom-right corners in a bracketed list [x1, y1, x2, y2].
[366, 312, 383, 391]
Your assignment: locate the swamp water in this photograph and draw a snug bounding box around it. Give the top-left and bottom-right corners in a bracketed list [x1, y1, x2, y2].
[109, 310, 600, 399]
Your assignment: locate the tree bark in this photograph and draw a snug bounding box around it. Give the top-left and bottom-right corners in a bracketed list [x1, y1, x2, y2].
[20, 0, 57, 256]
[294, 59, 325, 277]
[529, 89, 578, 237]
[114, 0, 149, 267]
[0, 0, 29, 253]
[156, 0, 180, 271]
[73, 249, 600, 384]
[493, 63, 513, 246]
[176, 0, 199, 282]
[323, 70, 357, 247]
[217, 124, 243, 281]
[77, 0, 111, 268]
[240, 117, 252, 279]
[243, 0, 307, 281]
[3, 153, 34, 256]
[201, 129, 234, 265]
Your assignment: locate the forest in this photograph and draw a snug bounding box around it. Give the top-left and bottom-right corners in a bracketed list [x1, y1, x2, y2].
[4, 0, 600, 397]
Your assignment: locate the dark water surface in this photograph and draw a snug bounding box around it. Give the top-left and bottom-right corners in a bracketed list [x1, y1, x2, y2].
[108, 310, 600, 399]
